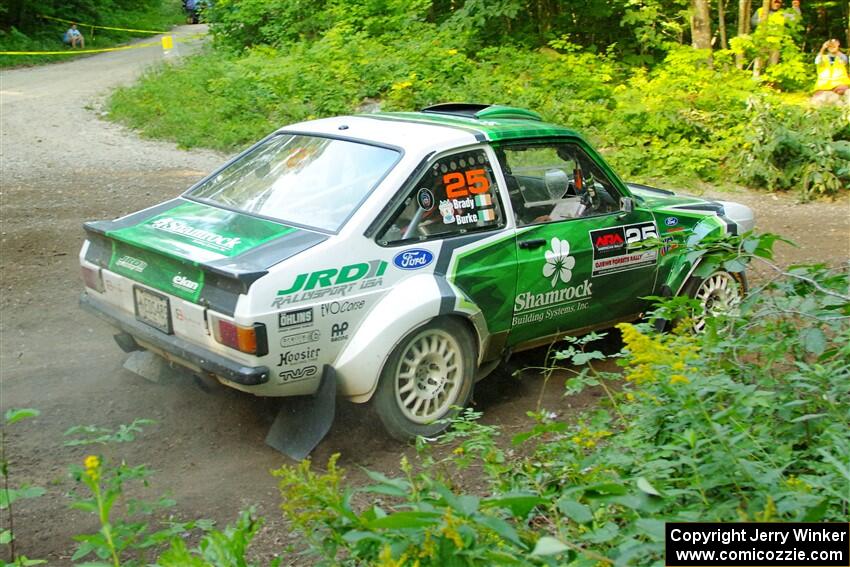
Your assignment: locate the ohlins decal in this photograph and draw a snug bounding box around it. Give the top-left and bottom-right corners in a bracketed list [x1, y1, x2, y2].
[149, 218, 242, 251]
[272, 260, 387, 307]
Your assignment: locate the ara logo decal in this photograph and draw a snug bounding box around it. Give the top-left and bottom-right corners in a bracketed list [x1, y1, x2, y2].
[665, 217, 679, 227]
[171, 275, 199, 292]
[278, 365, 318, 384]
[594, 233, 625, 250]
[272, 261, 388, 308]
[149, 218, 241, 251]
[393, 249, 434, 270]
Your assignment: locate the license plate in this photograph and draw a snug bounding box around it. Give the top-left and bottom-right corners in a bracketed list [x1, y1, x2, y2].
[134, 286, 172, 334]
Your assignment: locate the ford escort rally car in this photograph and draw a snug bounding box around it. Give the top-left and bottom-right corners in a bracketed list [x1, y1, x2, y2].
[79, 103, 754, 449]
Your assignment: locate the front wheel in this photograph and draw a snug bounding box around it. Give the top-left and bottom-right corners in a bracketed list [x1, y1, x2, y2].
[682, 269, 746, 332]
[373, 319, 476, 441]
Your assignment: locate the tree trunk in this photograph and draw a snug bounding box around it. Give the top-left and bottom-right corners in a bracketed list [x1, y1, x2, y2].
[691, 0, 713, 49]
[718, 0, 728, 49]
[738, 0, 752, 34]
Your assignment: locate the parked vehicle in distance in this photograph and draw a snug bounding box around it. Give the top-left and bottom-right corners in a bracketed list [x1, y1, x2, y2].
[80, 103, 754, 451]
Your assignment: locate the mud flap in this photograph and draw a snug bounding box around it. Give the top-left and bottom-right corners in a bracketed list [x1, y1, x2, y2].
[123, 350, 182, 384]
[265, 365, 336, 460]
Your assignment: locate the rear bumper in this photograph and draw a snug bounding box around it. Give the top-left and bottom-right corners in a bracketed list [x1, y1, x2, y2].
[80, 292, 270, 386]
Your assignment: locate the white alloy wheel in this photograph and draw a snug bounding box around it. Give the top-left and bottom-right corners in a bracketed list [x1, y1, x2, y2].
[394, 328, 463, 424]
[692, 270, 742, 332]
[374, 318, 475, 441]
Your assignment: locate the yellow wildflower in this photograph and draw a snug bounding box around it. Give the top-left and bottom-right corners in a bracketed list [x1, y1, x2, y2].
[441, 510, 465, 549]
[625, 392, 636, 401]
[584, 439, 596, 449]
[447, 48, 458, 55]
[84, 455, 101, 482]
[419, 531, 437, 559]
[453, 446, 465, 455]
[669, 374, 690, 385]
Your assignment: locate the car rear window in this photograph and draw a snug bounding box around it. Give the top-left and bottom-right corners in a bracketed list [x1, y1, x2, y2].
[188, 134, 400, 232]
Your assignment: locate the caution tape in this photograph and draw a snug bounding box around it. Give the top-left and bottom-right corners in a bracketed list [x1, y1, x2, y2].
[0, 33, 204, 55]
[0, 41, 161, 55]
[38, 14, 168, 35]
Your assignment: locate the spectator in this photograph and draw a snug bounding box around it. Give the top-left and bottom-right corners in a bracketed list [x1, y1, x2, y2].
[63, 23, 84, 48]
[752, 0, 801, 27]
[183, 0, 199, 24]
[812, 39, 850, 103]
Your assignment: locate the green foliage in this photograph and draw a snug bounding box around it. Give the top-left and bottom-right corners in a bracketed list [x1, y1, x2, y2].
[735, 99, 850, 199]
[156, 508, 275, 567]
[267, 234, 850, 565]
[1, 409, 45, 565]
[108, 6, 846, 199]
[68, 422, 213, 566]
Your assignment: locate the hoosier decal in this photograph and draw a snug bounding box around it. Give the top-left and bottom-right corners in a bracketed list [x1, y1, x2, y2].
[589, 222, 658, 276]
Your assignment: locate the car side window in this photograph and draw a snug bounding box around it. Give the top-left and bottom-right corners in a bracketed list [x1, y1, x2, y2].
[496, 143, 620, 227]
[379, 149, 504, 245]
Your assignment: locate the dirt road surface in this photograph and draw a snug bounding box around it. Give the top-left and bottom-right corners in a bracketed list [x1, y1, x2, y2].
[1, 27, 848, 563]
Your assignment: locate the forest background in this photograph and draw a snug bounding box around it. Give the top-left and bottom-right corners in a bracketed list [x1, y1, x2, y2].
[2, 0, 849, 197]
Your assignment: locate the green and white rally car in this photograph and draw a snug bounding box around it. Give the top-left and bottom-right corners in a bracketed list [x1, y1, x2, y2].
[80, 103, 753, 451]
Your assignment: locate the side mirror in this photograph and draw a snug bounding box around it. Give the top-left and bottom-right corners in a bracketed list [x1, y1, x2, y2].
[620, 197, 634, 213]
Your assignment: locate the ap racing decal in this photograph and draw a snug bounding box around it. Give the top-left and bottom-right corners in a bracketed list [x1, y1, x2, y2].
[272, 260, 387, 307]
[589, 222, 658, 277]
[513, 237, 592, 326]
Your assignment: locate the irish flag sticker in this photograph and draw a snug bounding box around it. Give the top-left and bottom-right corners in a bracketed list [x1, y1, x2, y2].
[480, 208, 496, 221]
[474, 194, 492, 207]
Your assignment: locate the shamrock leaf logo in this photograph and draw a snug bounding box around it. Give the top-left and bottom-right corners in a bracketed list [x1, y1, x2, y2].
[543, 237, 575, 287]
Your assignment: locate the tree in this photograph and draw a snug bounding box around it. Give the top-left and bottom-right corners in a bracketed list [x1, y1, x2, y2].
[691, 0, 713, 48]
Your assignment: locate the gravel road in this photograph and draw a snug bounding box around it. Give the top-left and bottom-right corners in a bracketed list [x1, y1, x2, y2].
[0, 26, 848, 563]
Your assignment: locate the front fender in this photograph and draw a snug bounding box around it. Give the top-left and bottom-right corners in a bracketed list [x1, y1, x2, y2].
[334, 274, 487, 402]
[660, 217, 728, 296]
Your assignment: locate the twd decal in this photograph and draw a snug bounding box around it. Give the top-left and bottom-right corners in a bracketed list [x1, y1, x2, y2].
[589, 222, 658, 276]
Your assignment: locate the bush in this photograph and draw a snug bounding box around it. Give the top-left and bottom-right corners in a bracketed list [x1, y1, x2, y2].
[270, 233, 850, 566]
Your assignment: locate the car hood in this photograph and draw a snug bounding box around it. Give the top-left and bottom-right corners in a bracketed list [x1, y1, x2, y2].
[627, 183, 755, 233]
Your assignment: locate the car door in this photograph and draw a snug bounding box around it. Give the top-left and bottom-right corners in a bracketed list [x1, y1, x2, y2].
[494, 140, 659, 347]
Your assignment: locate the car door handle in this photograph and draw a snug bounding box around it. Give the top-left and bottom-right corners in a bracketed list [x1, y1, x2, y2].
[518, 238, 546, 249]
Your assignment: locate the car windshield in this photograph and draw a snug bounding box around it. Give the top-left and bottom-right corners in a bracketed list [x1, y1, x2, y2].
[188, 134, 400, 232]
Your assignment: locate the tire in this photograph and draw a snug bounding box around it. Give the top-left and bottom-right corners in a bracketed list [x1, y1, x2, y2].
[373, 318, 476, 441]
[681, 269, 747, 332]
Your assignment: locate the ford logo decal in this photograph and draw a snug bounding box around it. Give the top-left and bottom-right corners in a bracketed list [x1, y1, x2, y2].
[665, 217, 679, 227]
[393, 249, 434, 270]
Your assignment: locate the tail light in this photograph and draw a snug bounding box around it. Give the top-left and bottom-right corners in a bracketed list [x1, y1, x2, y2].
[81, 265, 104, 293]
[210, 315, 267, 356]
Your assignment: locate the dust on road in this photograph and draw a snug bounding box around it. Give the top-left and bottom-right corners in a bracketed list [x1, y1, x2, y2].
[1, 26, 848, 563]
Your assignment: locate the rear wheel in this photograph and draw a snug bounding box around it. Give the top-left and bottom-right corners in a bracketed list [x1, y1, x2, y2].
[682, 269, 746, 332]
[374, 319, 475, 441]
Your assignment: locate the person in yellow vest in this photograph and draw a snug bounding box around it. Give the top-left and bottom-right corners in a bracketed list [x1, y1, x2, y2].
[813, 39, 850, 97]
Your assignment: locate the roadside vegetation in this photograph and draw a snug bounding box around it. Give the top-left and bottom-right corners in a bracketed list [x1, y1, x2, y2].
[3, 234, 849, 565]
[105, 0, 850, 198]
[0, 0, 184, 67]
